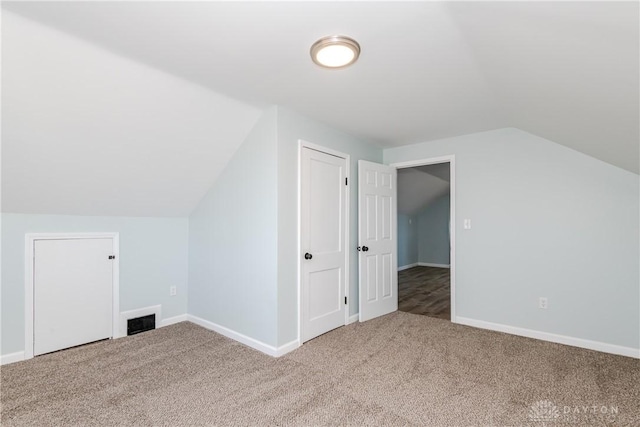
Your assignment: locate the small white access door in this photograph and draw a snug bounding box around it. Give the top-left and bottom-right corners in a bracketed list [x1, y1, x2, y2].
[358, 160, 398, 322]
[301, 146, 348, 342]
[34, 238, 114, 355]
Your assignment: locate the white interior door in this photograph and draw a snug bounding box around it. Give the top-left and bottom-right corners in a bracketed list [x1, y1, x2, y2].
[301, 147, 347, 342]
[34, 238, 114, 355]
[358, 160, 398, 322]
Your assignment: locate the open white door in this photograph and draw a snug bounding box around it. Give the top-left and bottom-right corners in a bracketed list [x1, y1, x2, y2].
[358, 160, 397, 322]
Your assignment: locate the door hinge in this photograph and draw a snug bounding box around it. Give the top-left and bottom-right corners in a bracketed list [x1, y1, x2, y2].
[108, 255, 116, 260]
[345, 177, 348, 185]
[345, 296, 347, 305]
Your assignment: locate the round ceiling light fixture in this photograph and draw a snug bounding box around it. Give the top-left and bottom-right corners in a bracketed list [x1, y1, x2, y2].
[310, 35, 360, 69]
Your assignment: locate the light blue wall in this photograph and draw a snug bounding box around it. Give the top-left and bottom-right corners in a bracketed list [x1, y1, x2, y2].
[188, 107, 279, 346]
[277, 107, 383, 346]
[187, 105, 382, 349]
[417, 194, 450, 265]
[384, 128, 639, 350]
[1, 213, 189, 355]
[397, 214, 418, 267]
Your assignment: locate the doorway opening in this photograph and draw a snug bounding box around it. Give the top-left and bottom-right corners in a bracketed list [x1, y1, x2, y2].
[392, 157, 455, 322]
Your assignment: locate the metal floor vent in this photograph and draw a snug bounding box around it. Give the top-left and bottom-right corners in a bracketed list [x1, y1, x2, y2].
[127, 314, 156, 336]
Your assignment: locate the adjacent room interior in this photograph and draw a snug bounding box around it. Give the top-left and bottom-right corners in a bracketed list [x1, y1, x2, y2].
[1, 1, 638, 425]
[397, 162, 452, 320]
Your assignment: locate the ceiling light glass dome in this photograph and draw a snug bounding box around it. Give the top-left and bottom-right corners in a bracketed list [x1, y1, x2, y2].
[310, 35, 360, 69]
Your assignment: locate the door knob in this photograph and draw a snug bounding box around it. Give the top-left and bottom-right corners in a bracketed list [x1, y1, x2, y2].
[357, 246, 361, 251]
[304, 253, 313, 260]
[362, 246, 369, 252]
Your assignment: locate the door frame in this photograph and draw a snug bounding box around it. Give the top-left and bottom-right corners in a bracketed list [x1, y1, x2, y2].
[297, 140, 350, 345]
[24, 232, 120, 359]
[390, 155, 457, 323]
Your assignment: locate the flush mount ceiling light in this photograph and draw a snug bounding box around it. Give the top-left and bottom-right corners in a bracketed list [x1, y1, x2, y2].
[310, 35, 360, 69]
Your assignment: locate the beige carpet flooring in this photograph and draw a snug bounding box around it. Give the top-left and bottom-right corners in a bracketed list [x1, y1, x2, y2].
[2, 312, 639, 426]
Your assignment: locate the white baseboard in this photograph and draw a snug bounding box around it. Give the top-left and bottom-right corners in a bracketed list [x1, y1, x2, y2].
[398, 263, 418, 271]
[274, 339, 300, 357]
[1, 313, 291, 365]
[187, 314, 299, 358]
[159, 314, 188, 328]
[1, 351, 25, 365]
[418, 262, 450, 269]
[347, 314, 359, 325]
[457, 316, 640, 359]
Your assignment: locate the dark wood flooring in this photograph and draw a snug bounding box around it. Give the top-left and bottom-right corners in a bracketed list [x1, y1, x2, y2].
[398, 266, 450, 320]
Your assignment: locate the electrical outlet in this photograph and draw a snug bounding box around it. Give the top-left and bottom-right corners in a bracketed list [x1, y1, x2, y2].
[463, 219, 472, 230]
[170, 286, 177, 296]
[538, 297, 548, 309]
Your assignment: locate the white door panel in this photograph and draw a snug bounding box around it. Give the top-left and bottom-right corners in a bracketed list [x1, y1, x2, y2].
[34, 238, 114, 355]
[358, 160, 398, 322]
[308, 267, 342, 321]
[301, 147, 347, 342]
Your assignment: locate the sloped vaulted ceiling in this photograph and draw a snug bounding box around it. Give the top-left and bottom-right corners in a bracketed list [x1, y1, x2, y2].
[1, 10, 263, 217]
[2, 1, 637, 217]
[398, 167, 450, 216]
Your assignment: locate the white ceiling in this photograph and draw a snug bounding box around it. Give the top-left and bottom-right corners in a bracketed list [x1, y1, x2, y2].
[3, 1, 638, 174]
[398, 165, 450, 216]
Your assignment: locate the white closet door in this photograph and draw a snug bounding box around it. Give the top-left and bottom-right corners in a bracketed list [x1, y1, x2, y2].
[301, 147, 347, 342]
[34, 238, 114, 355]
